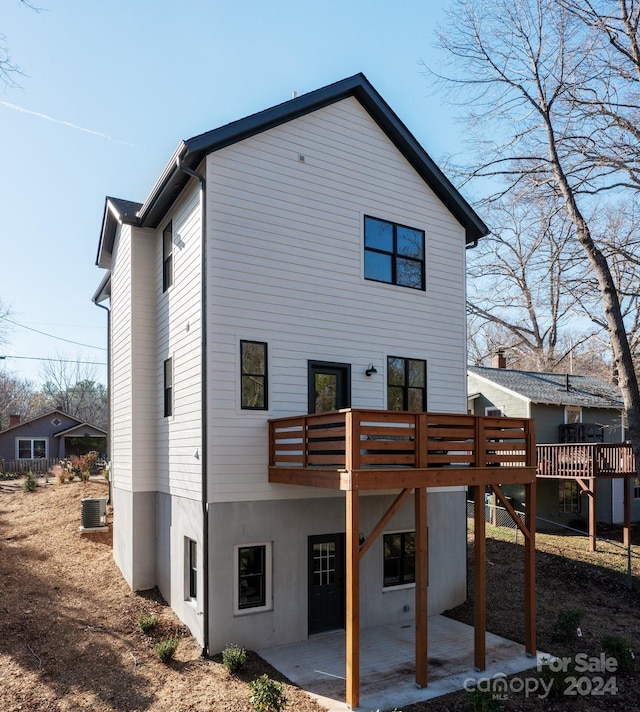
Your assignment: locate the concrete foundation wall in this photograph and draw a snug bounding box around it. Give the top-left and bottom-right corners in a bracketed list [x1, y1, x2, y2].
[206, 489, 467, 653]
[112, 486, 157, 591]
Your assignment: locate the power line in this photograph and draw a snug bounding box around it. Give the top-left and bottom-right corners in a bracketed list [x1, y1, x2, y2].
[0, 355, 107, 365]
[0, 316, 107, 350]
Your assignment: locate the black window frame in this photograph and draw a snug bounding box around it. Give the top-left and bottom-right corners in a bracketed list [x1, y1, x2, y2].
[383, 531, 416, 587]
[238, 544, 267, 610]
[387, 356, 427, 411]
[163, 221, 173, 292]
[188, 538, 197, 600]
[164, 357, 173, 418]
[559, 480, 581, 513]
[240, 340, 268, 410]
[364, 215, 425, 290]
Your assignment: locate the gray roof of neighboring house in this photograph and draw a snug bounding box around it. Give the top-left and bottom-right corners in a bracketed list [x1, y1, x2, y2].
[97, 73, 489, 268]
[468, 366, 624, 409]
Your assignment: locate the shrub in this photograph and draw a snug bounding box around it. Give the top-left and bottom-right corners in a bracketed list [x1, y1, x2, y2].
[248, 674, 287, 712]
[22, 471, 37, 493]
[137, 613, 158, 634]
[155, 637, 179, 663]
[602, 634, 635, 674]
[553, 608, 584, 643]
[222, 643, 247, 673]
[537, 656, 576, 698]
[468, 688, 503, 711]
[51, 464, 66, 484]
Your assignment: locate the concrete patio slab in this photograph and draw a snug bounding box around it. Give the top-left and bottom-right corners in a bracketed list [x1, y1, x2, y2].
[258, 615, 546, 711]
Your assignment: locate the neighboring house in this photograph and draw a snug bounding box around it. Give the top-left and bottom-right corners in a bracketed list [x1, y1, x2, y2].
[468, 361, 639, 530]
[93, 74, 537, 706]
[0, 409, 107, 472]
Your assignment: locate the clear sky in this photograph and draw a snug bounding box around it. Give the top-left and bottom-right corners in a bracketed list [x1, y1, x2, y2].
[0, 0, 462, 387]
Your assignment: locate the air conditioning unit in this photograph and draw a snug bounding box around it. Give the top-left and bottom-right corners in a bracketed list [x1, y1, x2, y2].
[81, 497, 108, 531]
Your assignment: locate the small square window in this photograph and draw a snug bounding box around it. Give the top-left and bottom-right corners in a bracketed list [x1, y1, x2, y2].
[240, 341, 268, 410]
[364, 216, 425, 290]
[235, 543, 272, 614]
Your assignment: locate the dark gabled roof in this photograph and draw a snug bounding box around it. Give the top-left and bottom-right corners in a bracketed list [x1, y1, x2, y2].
[467, 366, 624, 410]
[97, 73, 488, 267]
[53, 422, 107, 438]
[0, 409, 82, 435]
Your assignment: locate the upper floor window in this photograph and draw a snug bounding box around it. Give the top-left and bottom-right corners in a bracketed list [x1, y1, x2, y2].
[364, 216, 425, 290]
[164, 357, 173, 417]
[565, 406, 582, 424]
[18, 438, 47, 459]
[241, 340, 268, 410]
[163, 221, 173, 292]
[387, 356, 426, 411]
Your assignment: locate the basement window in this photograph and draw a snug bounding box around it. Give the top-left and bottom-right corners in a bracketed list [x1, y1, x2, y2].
[383, 531, 416, 588]
[235, 543, 272, 614]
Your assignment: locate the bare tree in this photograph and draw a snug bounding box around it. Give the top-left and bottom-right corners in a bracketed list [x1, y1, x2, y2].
[467, 195, 592, 370]
[432, 0, 640, 464]
[1, 1, 42, 89]
[0, 372, 38, 430]
[39, 356, 107, 429]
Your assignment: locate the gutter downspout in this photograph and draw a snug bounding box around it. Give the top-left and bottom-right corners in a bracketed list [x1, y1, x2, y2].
[93, 297, 112, 504]
[177, 156, 210, 658]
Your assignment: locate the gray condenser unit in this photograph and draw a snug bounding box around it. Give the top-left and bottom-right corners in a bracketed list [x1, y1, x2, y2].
[81, 497, 108, 529]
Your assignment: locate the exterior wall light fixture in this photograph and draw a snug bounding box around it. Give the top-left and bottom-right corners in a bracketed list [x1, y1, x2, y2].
[365, 364, 377, 377]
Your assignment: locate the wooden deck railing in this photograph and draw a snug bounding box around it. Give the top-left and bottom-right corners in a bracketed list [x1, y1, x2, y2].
[536, 442, 636, 478]
[269, 409, 535, 470]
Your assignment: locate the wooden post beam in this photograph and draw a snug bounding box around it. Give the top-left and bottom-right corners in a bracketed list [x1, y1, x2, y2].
[415, 487, 428, 688]
[346, 490, 360, 709]
[359, 488, 412, 559]
[473, 485, 486, 670]
[623, 477, 631, 548]
[524, 481, 537, 657]
[589, 477, 597, 552]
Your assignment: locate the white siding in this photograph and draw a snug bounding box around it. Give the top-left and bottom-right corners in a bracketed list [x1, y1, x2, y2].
[155, 185, 202, 500]
[205, 97, 468, 503]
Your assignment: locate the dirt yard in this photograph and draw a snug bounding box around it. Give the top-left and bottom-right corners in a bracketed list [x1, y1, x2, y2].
[1, 477, 638, 711]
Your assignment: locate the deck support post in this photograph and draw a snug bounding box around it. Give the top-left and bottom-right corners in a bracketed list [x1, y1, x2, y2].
[588, 477, 597, 552]
[415, 487, 428, 688]
[524, 481, 536, 656]
[346, 489, 360, 709]
[473, 485, 486, 670]
[623, 477, 631, 548]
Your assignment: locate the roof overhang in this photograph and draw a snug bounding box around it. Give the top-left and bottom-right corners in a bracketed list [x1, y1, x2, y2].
[98, 73, 488, 261]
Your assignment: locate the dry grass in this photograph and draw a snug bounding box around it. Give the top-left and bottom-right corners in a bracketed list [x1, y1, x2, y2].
[0, 478, 323, 712]
[1, 477, 639, 711]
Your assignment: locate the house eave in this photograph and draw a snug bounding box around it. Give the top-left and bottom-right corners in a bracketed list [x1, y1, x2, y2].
[133, 74, 488, 242]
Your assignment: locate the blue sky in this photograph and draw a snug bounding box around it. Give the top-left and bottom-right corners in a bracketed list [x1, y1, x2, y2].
[0, 0, 462, 386]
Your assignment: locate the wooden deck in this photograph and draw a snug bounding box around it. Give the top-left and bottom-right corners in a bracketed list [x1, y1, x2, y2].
[536, 442, 636, 478]
[268, 409, 537, 709]
[269, 409, 537, 490]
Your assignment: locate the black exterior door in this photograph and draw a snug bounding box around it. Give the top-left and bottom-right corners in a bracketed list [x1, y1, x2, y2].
[308, 361, 351, 413]
[308, 533, 345, 634]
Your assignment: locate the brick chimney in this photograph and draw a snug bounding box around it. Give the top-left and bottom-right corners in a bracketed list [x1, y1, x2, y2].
[491, 350, 507, 369]
[9, 414, 20, 427]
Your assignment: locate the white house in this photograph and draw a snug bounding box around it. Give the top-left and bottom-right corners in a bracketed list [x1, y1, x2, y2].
[94, 74, 536, 706]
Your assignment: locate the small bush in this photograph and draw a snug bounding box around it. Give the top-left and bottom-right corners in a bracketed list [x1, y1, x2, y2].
[553, 608, 584, 642]
[602, 634, 635, 674]
[537, 656, 576, 698]
[155, 637, 179, 663]
[468, 688, 503, 711]
[22, 471, 37, 493]
[248, 674, 287, 712]
[137, 613, 158, 634]
[222, 643, 247, 673]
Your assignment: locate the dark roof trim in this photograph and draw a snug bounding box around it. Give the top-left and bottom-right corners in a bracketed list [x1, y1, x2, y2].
[136, 73, 488, 242]
[96, 196, 143, 268]
[0, 409, 82, 435]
